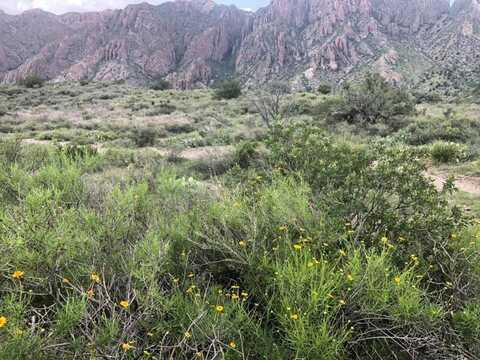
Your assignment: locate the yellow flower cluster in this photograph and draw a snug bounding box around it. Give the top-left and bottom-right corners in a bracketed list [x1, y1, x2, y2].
[0, 316, 7, 328]
[12, 270, 24, 280]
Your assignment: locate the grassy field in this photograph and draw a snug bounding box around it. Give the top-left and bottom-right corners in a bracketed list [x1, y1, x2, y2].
[0, 81, 480, 359]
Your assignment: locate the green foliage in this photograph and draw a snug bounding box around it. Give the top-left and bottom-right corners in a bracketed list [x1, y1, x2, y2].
[214, 80, 242, 100]
[429, 141, 470, 164]
[19, 74, 45, 88]
[317, 83, 333, 94]
[0, 99, 479, 360]
[149, 79, 171, 91]
[130, 127, 157, 147]
[335, 73, 415, 128]
[397, 116, 480, 146]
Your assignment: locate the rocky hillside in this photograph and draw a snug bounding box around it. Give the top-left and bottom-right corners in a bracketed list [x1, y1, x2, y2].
[0, 0, 479, 88]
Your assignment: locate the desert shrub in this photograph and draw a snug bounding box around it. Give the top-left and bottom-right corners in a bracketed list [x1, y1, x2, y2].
[317, 83, 333, 94]
[19, 74, 45, 88]
[334, 73, 415, 128]
[146, 103, 176, 116]
[234, 141, 261, 169]
[131, 127, 157, 147]
[412, 91, 443, 104]
[214, 80, 242, 100]
[0, 123, 479, 359]
[252, 81, 292, 128]
[429, 141, 470, 163]
[150, 79, 171, 91]
[397, 116, 480, 145]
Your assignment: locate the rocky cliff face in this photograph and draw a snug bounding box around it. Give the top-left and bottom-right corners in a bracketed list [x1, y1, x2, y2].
[0, 0, 478, 88]
[0, 0, 251, 88]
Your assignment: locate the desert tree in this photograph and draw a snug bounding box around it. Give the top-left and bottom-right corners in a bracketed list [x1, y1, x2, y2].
[252, 81, 293, 129]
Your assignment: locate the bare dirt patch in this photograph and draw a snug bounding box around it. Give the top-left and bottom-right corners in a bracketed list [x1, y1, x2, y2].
[427, 171, 480, 195]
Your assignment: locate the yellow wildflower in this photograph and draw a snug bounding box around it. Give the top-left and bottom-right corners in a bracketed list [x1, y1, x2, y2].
[119, 300, 129, 309]
[187, 272, 194, 278]
[0, 316, 7, 328]
[347, 274, 354, 282]
[241, 291, 249, 298]
[215, 305, 225, 313]
[339, 299, 346, 306]
[90, 273, 101, 283]
[86, 289, 95, 298]
[394, 276, 402, 286]
[229, 341, 237, 349]
[121, 342, 134, 352]
[290, 313, 299, 321]
[12, 271, 24, 280]
[184, 331, 192, 338]
[293, 243, 303, 251]
[238, 240, 247, 247]
[381, 236, 388, 244]
[339, 249, 347, 257]
[231, 294, 239, 300]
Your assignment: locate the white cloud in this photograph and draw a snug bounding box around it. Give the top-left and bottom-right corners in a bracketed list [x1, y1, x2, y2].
[0, 0, 167, 15]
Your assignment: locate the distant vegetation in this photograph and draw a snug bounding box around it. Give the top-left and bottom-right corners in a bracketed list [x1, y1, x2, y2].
[214, 79, 242, 100]
[335, 73, 415, 129]
[0, 78, 479, 359]
[19, 74, 45, 88]
[150, 79, 171, 91]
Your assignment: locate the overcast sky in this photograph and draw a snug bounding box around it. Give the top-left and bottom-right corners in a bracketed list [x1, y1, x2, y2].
[0, 0, 270, 14]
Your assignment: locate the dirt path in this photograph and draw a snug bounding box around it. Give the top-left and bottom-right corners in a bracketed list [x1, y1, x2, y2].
[427, 171, 480, 195]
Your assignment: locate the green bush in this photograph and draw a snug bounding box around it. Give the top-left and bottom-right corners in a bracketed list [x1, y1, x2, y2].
[150, 79, 171, 91]
[19, 74, 45, 88]
[397, 116, 480, 145]
[317, 83, 333, 94]
[0, 123, 479, 359]
[429, 141, 470, 164]
[334, 73, 415, 128]
[130, 127, 157, 147]
[214, 80, 242, 100]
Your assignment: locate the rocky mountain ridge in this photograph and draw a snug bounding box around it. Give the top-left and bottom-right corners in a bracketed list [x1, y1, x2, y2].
[0, 0, 479, 89]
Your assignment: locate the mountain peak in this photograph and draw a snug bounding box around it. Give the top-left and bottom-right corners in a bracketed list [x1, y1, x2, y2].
[0, 0, 478, 88]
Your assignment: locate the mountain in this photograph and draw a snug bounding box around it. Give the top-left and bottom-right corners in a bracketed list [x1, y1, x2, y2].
[0, 0, 479, 89]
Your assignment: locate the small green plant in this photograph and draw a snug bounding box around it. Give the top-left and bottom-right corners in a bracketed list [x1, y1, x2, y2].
[214, 80, 242, 100]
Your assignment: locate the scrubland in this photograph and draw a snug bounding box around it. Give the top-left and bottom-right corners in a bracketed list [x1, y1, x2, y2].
[0, 79, 479, 359]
